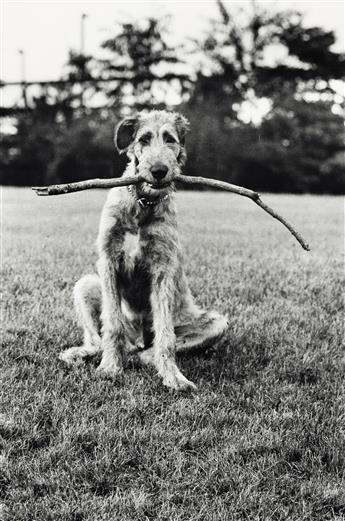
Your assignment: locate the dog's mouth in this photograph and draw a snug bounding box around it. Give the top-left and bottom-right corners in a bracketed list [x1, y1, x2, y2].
[146, 181, 171, 190]
[136, 180, 174, 202]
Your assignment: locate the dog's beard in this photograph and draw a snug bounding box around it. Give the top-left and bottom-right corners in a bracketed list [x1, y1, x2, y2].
[136, 181, 174, 201]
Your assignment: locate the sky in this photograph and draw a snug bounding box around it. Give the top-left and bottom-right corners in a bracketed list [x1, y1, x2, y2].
[1, 0, 344, 108]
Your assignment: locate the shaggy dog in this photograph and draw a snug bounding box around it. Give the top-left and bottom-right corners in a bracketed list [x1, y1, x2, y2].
[59, 111, 228, 390]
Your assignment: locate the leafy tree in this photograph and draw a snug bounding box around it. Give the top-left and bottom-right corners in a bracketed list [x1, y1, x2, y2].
[47, 114, 125, 184]
[181, 0, 344, 194]
[99, 17, 191, 110]
[229, 96, 345, 193]
[182, 100, 256, 182]
[63, 50, 96, 112]
[0, 113, 57, 185]
[182, 94, 344, 194]
[0, 49, 100, 185]
[192, 0, 345, 119]
[65, 50, 94, 84]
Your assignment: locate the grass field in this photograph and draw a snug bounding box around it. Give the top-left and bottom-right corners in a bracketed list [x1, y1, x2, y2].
[1, 187, 344, 521]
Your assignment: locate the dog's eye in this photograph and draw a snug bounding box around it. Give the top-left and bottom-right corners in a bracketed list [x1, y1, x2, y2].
[164, 134, 177, 144]
[139, 134, 151, 145]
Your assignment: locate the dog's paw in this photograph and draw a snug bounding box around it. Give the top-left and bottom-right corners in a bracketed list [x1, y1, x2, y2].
[59, 347, 82, 366]
[138, 348, 155, 366]
[96, 361, 124, 379]
[162, 369, 197, 392]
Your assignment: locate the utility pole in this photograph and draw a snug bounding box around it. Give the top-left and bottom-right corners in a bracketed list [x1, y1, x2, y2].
[18, 49, 28, 108]
[80, 13, 88, 109]
[80, 13, 87, 55]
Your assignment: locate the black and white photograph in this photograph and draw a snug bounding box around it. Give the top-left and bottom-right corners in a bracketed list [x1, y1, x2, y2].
[1, 0, 344, 519]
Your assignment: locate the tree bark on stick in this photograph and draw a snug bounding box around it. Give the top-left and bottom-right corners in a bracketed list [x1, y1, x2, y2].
[31, 175, 144, 196]
[32, 174, 310, 251]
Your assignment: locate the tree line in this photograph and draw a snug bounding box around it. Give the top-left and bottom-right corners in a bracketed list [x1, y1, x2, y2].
[1, 1, 344, 193]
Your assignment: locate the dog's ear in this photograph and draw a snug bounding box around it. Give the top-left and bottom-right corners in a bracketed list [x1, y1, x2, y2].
[114, 117, 139, 153]
[174, 114, 190, 146]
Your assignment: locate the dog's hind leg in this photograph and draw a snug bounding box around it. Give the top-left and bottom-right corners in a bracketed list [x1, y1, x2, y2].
[59, 274, 102, 364]
[138, 303, 228, 366]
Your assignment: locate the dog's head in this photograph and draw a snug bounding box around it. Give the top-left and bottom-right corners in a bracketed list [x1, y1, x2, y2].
[115, 110, 189, 201]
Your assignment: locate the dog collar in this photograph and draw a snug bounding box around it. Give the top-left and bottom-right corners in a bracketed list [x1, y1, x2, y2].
[127, 185, 169, 208]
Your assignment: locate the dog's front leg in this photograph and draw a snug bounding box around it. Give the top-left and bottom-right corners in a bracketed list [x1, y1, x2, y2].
[151, 273, 196, 391]
[96, 254, 125, 377]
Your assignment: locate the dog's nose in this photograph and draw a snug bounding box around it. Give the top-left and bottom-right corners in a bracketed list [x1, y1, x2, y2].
[150, 164, 168, 180]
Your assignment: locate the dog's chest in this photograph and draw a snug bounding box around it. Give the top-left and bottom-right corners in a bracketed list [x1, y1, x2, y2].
[122, 232, 142, 272]
[118, 231, 151, 314]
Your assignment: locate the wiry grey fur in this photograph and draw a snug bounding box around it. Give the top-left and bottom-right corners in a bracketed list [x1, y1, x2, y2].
[59, 110, 228, 390]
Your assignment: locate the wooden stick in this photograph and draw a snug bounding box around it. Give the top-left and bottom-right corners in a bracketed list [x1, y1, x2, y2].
[32, 173, 310, 250]
[32, 175, 143, 196]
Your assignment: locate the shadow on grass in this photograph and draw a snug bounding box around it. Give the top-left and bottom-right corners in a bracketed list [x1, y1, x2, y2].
[6, 325, 322, 396]
[5, 326, 273, 392]
[177, 330, 272, 388]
